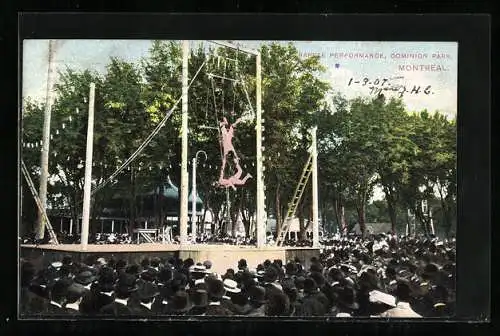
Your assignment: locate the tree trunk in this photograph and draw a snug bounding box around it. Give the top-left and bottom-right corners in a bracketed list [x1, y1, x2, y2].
[414, 204, 429, 236]
[128, 167, 136, 236]
[356, 202, 366, 237]
[340, 204, 347, 235]
[387, 198, 397, 235]
[334, 198, 348, 235]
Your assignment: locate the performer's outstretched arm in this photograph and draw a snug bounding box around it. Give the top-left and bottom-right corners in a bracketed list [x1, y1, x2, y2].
[232, 117, 244, 127]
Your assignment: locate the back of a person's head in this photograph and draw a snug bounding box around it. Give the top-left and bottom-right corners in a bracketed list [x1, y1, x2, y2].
[395, 282, 412, 302]
[266, 291, 290, 316]
[140, 258, 150, 268]
[283, 286, 298, 303]
[50, 278, 71, 303]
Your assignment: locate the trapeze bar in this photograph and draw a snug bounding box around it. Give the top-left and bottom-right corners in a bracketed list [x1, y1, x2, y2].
[208, 40, 259, 56]
[207, 73, 241, 83]
[198, 125, 219, 130]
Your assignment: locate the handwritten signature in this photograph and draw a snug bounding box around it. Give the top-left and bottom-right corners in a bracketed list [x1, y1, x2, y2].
[348, 77, 434, 98]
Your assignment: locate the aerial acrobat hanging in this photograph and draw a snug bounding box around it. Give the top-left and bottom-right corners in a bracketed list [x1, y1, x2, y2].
[218, 115, 252, 190]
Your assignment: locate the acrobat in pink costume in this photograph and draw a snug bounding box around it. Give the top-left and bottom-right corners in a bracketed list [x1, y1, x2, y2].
[218, 116, 252, 190]
[219, 157, 252, 191]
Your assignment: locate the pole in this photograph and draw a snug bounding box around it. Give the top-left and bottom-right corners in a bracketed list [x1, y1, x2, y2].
[311, 126, 319, 248]
[255, 52, 266, 248]
[179, 40, 189, 245]
[226, 187, 231, 235]
[111, 219, 115, 233]
[81, 82, 96, 250]
[192, 150, 207, 240]
[69, 218, 73, 235]
[191, 156, 196, 239]
[36, 39, 57, 240]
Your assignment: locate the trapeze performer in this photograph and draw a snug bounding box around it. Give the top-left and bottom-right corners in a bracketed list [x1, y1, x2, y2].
[218, 116, 252, 190]
[219, 157, 252, 191]
[220, 116, 243, 171]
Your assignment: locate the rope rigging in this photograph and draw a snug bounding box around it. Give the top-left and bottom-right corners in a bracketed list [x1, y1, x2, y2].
[89, 58, 208, 197]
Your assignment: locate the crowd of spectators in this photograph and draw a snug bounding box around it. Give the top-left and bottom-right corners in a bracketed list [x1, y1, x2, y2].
[20, 233, 455, 318]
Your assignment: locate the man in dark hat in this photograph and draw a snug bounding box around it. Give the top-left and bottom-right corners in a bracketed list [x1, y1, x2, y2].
[99, 273, 138, 316]
[246, 285, 267, 316]
[79, 266, 116, 315]
[298, 277, 327, 315]
[285, 261, 298, 279]
[65, 282, 86, 314]
[151, 265, 174, 314]
[308, 272, 331, 312]
[166, 290, 192, 315]
[82, 255, 99, 275]
[426, 285, 452, 317]
[378, 281, 422, 318]
[222, 268, 236, 281]
[74, 271, 98, 292]
[266, 291, 291, 316]
[187, 289, 209, 316]
[46, 278, 78, 315]
[282, 283, 300, 316]
[331, 286, 359, 317]
[132, 281, 159, 315]
[203, 260, 213, 271]
[237, 259, 248, 273]
[62, 255, 73, 266]
[115, 259, 128, 275]
[205, 279, 233, 316]
[262, 266, 283, 296]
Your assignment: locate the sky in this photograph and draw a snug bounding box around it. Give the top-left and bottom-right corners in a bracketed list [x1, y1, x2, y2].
[22, 40, 458, 201]
[22, 39, 457, 117]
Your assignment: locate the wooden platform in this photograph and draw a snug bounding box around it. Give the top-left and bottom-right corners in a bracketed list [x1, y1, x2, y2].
[20, 243, 320, 274]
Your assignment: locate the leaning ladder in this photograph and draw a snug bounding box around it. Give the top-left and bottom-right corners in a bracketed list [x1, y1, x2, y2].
[21, 160, 59, 244]
[276, 153, 313, 246]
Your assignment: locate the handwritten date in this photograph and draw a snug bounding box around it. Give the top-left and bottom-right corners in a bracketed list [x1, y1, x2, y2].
[348, 77, 434, 98]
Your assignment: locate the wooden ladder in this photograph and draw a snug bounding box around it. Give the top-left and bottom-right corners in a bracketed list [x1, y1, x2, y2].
[276, 154, 313, 246]
[21, 160, 59, 244]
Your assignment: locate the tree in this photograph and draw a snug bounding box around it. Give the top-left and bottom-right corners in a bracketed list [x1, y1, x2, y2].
[259, 42, 330, 240]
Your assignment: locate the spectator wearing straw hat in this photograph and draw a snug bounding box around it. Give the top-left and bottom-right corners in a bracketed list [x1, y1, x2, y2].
[378, 281, 422, 318]
[221, 278, 242, 314]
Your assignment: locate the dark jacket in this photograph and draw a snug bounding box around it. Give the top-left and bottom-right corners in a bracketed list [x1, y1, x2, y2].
[205, 303, 233, 316]
[99, 300, 135, 316]
[20, 287, 49, 315]
[246, 304, 267, 316]
[80, 291, 114, 315]
[130, 303, 155, 315]
[187, 306, 208, 316]
[45, 302, 80, 316]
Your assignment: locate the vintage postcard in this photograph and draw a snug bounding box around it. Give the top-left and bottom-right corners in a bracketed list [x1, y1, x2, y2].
[20, 39, 457, 319]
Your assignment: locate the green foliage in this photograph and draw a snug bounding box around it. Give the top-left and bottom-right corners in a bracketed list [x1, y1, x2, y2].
[21, 41, 456, 239]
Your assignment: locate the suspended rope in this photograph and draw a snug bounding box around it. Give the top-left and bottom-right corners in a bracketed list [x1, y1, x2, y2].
[90, 59, 208, 197]
[210, 76, 224, 161]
